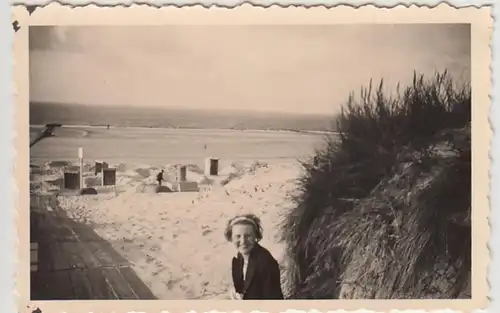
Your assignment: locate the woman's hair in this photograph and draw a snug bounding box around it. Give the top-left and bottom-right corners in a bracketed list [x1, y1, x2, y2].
[224, 213, 263, 242]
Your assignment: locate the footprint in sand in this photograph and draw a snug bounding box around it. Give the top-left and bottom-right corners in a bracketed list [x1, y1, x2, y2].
[152, 269, 162, 276]
[145, 254, 155, 264]
[165, 278, 181, 290]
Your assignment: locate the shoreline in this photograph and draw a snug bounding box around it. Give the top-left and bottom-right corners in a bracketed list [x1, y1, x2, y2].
[29, 123, 338, 136]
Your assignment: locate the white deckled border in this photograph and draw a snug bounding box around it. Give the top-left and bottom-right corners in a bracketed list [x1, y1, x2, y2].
[12, 3, 492, 313]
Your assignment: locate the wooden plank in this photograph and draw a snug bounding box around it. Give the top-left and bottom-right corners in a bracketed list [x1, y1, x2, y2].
[62, 221, 128, 267]
[50, 243, 72, 271]
[51, 201, 72, 221]
[102, 267, 137, 299]
[36, 242, 53, 272]
[87, 267, 116, 299]
[30, 272, 38, 299]
[69, 269, 93, 300]
[72, 241, 101, 269]
[88, 241, 128, 267]
[30, 249, 38, 264]
[33, 203, 53, 227]
[88, 241, 114, 267]
[30, 242, 39, 269]
[31, 271, 47, 300]
[30, 219, 38, 241]
[30, 194, 40, 210]
[69, 220, 100, 242]
[54, 225, 76, 242]
[59, 242, 86, 269]
[52, 270, 76, 300]
[55, 206, 100, 243]
[49, 209, 79, 242]
[30, 211, 42, 240]
[31, 214, 52, 243]
[100, 241, 130, 267]
[36, 207, 74, 242]
[32, 270, 74, 300]
[119, 267, 156, 299]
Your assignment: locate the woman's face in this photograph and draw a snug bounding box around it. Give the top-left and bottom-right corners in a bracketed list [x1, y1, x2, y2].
[231, 223, 257, 256]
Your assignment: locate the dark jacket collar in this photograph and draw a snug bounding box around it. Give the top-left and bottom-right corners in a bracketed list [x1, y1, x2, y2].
[236, 243, 263, 293]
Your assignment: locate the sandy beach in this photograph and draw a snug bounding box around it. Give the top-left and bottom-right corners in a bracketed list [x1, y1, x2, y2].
[30, 126, 316, 299]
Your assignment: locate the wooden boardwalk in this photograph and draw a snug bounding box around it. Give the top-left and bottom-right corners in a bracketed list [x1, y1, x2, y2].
[30, 194, 156, 300]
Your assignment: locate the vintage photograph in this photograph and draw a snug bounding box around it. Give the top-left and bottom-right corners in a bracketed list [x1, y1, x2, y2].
[16, 5, 491, 312]
[28, 23, 473, 301]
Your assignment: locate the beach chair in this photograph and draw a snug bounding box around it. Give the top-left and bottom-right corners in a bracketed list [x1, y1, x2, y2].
[175, 181, 199, 192]
[204, 157, 220, 176]
[103, 168, 117, 186]
[63, 171, 81, 190]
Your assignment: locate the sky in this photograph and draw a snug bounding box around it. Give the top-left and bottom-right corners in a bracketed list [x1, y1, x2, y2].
[29, 24, 470, 115]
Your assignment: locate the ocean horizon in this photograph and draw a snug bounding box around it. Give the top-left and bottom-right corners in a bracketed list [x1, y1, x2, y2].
[30, 102, 338, 132]
[30, 125, 330, 167]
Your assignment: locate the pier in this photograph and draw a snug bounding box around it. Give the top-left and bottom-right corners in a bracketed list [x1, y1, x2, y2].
[30, 194, 156, 300]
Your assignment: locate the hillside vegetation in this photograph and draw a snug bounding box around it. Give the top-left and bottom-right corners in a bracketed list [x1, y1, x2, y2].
[281, 71, 471, 299]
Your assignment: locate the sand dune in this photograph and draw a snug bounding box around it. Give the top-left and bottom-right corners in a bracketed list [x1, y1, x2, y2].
[31, 159, 301, 299]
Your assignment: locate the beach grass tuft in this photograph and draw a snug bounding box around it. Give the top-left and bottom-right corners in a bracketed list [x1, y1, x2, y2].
[281, 71, 471, 299]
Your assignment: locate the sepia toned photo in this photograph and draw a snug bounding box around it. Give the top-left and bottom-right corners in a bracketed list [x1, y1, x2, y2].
[14, 4, 491, 313]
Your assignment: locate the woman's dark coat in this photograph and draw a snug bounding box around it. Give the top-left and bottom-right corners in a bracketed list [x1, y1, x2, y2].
[232, 243, 284, 300]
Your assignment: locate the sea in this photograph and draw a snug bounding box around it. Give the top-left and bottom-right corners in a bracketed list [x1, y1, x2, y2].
[29, 102, 336, 166]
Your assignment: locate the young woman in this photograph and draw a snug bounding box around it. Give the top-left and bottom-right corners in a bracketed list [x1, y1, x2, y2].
[224, 214, 284, 300]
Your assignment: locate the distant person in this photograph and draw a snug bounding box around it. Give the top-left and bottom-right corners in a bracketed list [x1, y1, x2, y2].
[156, 169, 164, 186]
[204, 144, 207, 150]
[225, 214, 284, 300]
[107, 124, 110, 130]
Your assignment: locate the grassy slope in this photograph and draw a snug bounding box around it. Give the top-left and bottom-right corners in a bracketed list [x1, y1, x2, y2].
[281, 71, 471, 299]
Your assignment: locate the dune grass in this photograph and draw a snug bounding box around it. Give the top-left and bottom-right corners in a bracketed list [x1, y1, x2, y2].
[281, 71, 471, 299]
